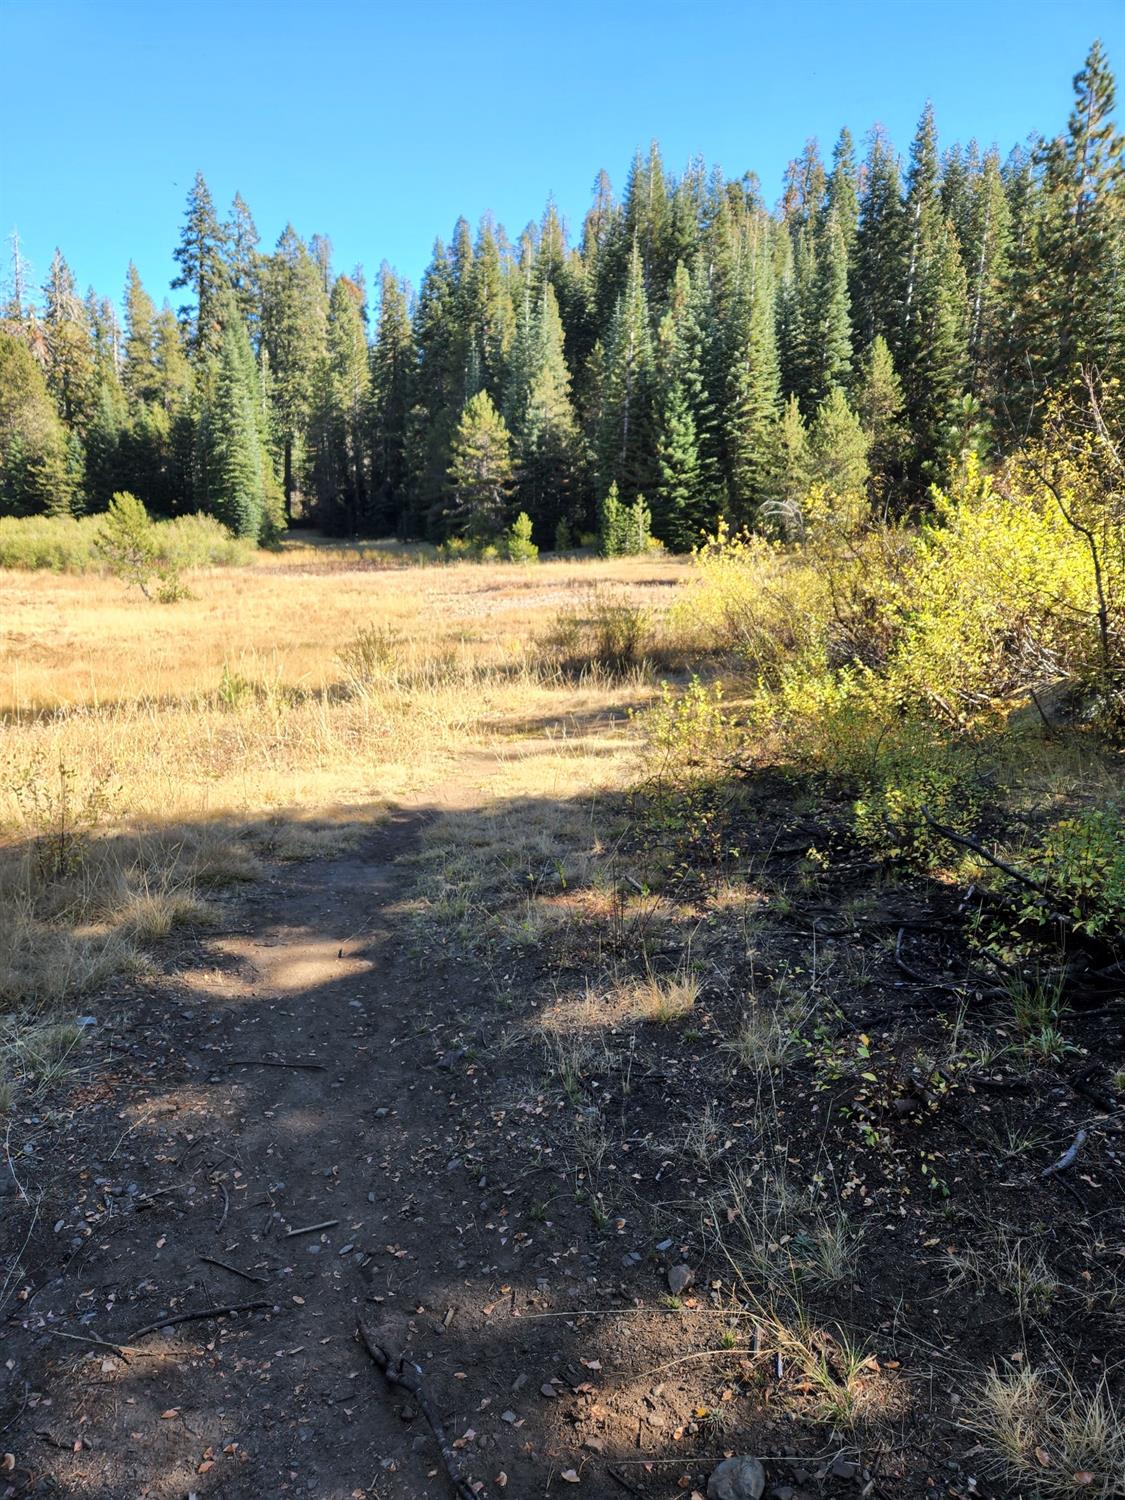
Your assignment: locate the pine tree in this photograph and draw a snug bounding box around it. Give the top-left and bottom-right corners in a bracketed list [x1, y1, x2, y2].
[225, 192, 261, 339]
[0, 331, 77, 515]
[598, 480, 626, 556]
[1041, 40, 1124, 372]
[769, 394, 811, 535]
[259, 225, 328, 517]
[825, 128, 860, 254]
[904, 215, 971, 486]
[41, 249, 96, 432]
[446, 389, 513, 540]
[899, 106, 971, 487]
[466, 217, 514, 396]
[171, 171, 229, 355]
[209, 310, 266, 538]
[123, 264, 160, 405]
[407, 239, 462, 533]
[807, 213, 853, 403]
[725, 248, 781, 524]
[807, 385, 870, 499]
[853, 127, 906, 351]
[653, 377, 706, 549]
[369, 264, 414, 533]
[513, 285, 584, 537]
[623, 142, 674, 304]
[651, 261, 717, 547]
[597, 241, 654, 499]
[311, 275, 371, 532]
[962, 149, 1011, 403]
[854, 334, 906, 512]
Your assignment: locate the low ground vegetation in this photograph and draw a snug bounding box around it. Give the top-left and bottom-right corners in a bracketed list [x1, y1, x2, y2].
[1, 373, 1123, 1497]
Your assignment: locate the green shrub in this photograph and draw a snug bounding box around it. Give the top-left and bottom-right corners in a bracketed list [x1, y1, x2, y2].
[0, 509, 254, 574]
[599, 485, 653, 557]
[96, 492, 159, 596]
[640, 676, 737, 783]
[1021, 807, 1125, 939]
[506, 512, 539, 563]
[0, 514, 102, 571]
[539, 588, 652, 675]
[854, 746, 984, 864]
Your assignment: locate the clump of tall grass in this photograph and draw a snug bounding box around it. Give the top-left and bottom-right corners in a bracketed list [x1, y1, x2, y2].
[0, 512, 254, 573]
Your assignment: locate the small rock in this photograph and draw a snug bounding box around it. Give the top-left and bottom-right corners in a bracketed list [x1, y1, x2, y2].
[708, 1456, 766, 1500]
[667, 1264, 695, 1295]
[655, 1237, 674, 1252]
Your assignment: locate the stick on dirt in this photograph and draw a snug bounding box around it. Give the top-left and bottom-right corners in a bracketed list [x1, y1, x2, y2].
[355, 1320, 477, 1500]
[1041, 1128, 1088, 1177]
[48, 1329, 130, 1361]
[128, 1299, 275, 1341]
[199, 1254, 268, 1284]
[226, 1058, 327, 1071]
[284, 1219, 339, 1238]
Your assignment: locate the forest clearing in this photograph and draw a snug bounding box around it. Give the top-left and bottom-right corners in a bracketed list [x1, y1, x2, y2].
[3, 8, 1124, 1498]
[1, 479, 1124, 1500]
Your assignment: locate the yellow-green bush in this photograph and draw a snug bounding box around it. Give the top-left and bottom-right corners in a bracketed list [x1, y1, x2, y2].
[0, 511, 254, 572]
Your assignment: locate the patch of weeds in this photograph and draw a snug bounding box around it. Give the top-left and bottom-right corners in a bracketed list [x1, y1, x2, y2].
[711, 1164, 863, 1297]
[337, 623, 404, 693]
[725, 999, 806, 1076]
[966, 1365, 1125, 1499]
[942, 1228, 1058, 1319]
[626, 969, 699, 1025]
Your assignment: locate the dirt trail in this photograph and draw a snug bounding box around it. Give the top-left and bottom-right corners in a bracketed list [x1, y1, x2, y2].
[3, 750, 625, 1500]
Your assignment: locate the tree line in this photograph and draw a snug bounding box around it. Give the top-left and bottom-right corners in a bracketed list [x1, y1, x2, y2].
[0, 40, 1120, 549]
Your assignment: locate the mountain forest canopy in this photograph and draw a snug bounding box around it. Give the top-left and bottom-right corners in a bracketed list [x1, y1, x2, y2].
[1, 40, 1121, 547]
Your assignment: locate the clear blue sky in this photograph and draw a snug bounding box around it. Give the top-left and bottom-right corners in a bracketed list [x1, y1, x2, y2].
[2, 0, 1122, 314]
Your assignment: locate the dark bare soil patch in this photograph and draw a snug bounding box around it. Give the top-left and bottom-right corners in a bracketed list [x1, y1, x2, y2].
[2, 752, 1122, 1500]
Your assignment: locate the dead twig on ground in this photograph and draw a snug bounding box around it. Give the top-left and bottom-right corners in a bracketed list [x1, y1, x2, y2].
[47, 1329, 130, 1361]
[284, 1219, 338, 1238]
[199, 1254, 267, 1284]
[1041, 1128, 1088, 1178]
[128, 1299, 274, 1341]
[225, 1058, 327, 1071]
[355, 1320, 477, 1500]
[920, 808, 1049, 895]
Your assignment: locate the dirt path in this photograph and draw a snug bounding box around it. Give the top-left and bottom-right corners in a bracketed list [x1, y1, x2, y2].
[3, 753, 636, 1500]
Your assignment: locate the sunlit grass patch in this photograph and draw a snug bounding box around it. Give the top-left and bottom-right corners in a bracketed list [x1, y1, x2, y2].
[967, 1366, 1125, 1500]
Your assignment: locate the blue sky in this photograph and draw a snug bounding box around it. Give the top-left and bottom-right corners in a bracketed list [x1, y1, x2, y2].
[2, 0, 1123, 314]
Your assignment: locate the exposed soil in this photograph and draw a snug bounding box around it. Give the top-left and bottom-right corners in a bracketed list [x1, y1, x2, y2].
[2, 742, 1123, 1500]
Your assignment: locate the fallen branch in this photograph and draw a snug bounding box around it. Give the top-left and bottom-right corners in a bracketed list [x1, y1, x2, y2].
[128, 1299, 274, 1341]
[894, 928, 963, 991]
[47, 1329, 130, 1362]
[199, 1254, 268, 1284]
[355, 1320, 477, 1500]
[225, 1058, 327, 1071]
[920, 808, 1049, 895]
[284, 1219, 338, 1239]
[1041, 1128, 1088, 1178]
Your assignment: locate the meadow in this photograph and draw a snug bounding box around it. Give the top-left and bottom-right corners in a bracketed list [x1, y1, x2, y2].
[1, 482, 1124, 1500]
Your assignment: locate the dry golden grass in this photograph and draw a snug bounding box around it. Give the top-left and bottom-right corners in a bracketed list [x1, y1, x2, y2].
[0, 551, 685, 710]
[0, 546, 689, 1107]
[967, 1366, 1125, 1499]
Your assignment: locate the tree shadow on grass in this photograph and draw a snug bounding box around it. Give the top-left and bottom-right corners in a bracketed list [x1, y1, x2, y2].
[0, 770, 1118, 1499]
